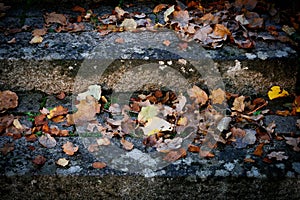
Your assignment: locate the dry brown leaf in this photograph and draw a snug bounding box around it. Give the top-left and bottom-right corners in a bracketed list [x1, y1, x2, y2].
[198, 13, 219, 25]
[187, 85, 208, 106]
[164, 5, 175, 22]
[56, 92, 66, 100]
[32, 28, 47, 36]
[121, 138, 134, 151]
[62, 141, 79, 156]
[213, 24, 231, 38]
[244, 157, 255, 163]
[96, 137, 111, 146]
[115, 37, 125, 44]
[44, 12, 67, 25]
[39, 133, 57, 148]
[32, 155, 46, 166]
[199, 149, 215, 158]
[284, 137, 300, 152]
[67, 95, 100, 125]
[34, 114, 47, 126]
[25, 134, 37, 142]
[267, 151, 288, 161]
[193, 25, 213, 42]
[114, 6, 127, 19]
[232, 96, 245, 112]
[172, 10, 189, 27]
[0, 90, 18, 112]
[47, 105, 68, 120]
[56, 158, 69, 167]
[163, 148, 186, 162]
[92, 162, 107, 169]
[88, 144, 99, 153]
[163, 40, 171, 46]
[210, 88, 226, 104]
[0, 142, 14, 155]
[153, 4, 167, 13]
[188, 144, 200, 153]
[72, 5, 85, 13]
[120, 18, 137, 31]
[253, 143, 264, 157]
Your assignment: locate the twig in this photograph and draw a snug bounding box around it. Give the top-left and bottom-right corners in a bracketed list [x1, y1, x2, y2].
[247, 101, 268, 115]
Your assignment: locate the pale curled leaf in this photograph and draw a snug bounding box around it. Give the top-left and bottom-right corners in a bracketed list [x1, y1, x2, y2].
[187, 85, 208, 106]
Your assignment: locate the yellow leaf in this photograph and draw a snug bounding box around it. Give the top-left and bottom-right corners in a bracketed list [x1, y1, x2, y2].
[29, 35, 43, 44]
[268, 86, 289, 100]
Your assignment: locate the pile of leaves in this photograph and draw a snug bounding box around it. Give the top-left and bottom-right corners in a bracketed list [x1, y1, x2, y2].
[0, 82, 300, 166]
[2, 0, 299, 48]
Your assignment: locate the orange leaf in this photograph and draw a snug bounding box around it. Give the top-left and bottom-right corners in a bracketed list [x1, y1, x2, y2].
[253, 143, 264, 157]
[92, 162, 107, 169]
[62, 141, 78, 155]
[187, 85, 208, 106]
[244, 158, 255, 163]
[213, 24, 231, 38]
[188, 144, 200, 153]
[163, 148, 186, 162]
[44, 12, 67, 25]
[153, 4, 167, 13]
[72, 6, 85, 13]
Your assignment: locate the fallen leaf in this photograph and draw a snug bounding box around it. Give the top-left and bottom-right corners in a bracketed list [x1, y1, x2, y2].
[92, 162, 107, 169]
[187, 85, 208, 106]
[268, 86, 289, 100]
[7, 37, 16, 44]
[40, 107, 50, 115]
[163, 40, 171, 46]
[39, 133, 57, 148]
[244, 157, 255, 163]
[210, 88, 226, 104]
[138, 105, 158, 123]
[213, 24, 231, 38]
[172, 10, 190, 27]
[29, 35, 43, 44]
[294, 96, 300, 113]
[198, 13, 219, 25]
[284, 137, 300, 152]
[62, 141, 79, 156]
[153, 4, 167, 13]
[32, 155, 46, 166]
[72, 5, 85, 13]
[163, 148, 186, 162]
[156, 137, 183, 152]
[0, 142, 14, 155]
[0, 90, 18, 112]
[25, 134, 37, 142]
[114, 6, 127, 19]
[267, 151, 288, 161]
[232, 96, 245, 112]
[77, 85, 101, 101]
[275, 110, 290, 116]
[188, 144, 200, 153]
[88, 144, 99, 153]
[199, 149, 215, 158]
[115, 37, 125, 44]
[96, 137, 111, 146]
[56, 158, 69, 167]
[235, 14, 249, 25]
[44, 12, 67, 25]
[32, 28, 47, 36]
[67, 95, 100, 125]
[142, 117, 173, 136]
[177, 117, 188, 126]
[121, 138, 134, 150]
[47, 105, 68, 120]
[34, 114, 47, 126]
[164, 5, 175, 22]
[193, 25, 213, 42]
[245, 11, 263, 29]
[13, 119, 23, 130]
[120, 18, 137, 31]
[253, 143, 264, 156]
